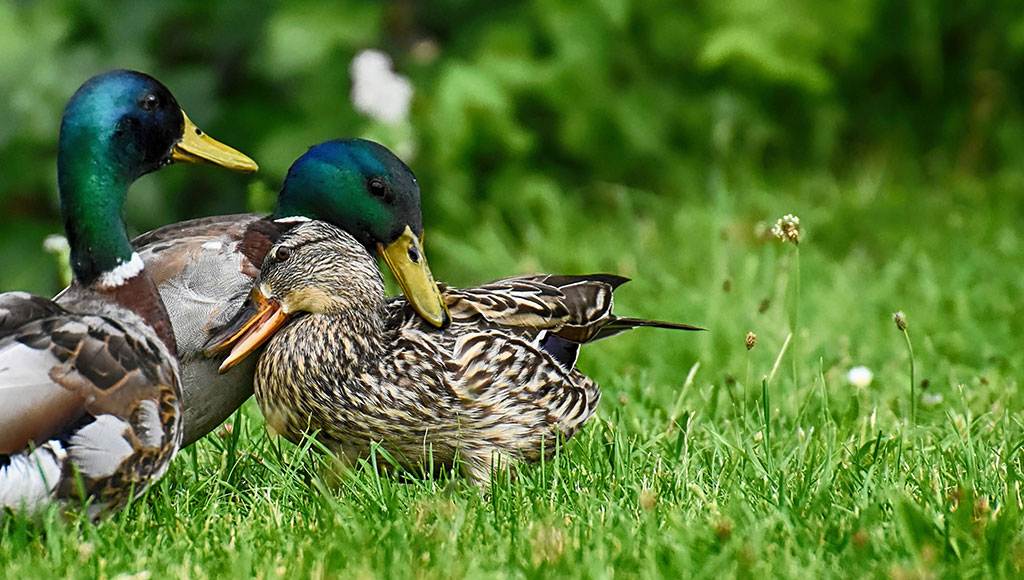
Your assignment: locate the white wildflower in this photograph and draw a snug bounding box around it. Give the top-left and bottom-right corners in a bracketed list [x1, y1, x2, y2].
[350, 49, 413, 125]
[43, 234, 69, 254]
[771, 214, 801, 244]
[846, 366, 873, 388]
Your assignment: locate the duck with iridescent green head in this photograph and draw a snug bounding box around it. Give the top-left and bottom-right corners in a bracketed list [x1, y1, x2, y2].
[0, 70, 257, 516]
[124, 139, 449, 447]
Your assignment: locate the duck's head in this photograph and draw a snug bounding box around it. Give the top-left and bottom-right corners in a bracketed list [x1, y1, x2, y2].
[272, 139, 449, 328]
[260, 220, 384, 315]
[59, 70, 257, 185]
[209, 221, 388, 372]
[58, 70, 258, 288]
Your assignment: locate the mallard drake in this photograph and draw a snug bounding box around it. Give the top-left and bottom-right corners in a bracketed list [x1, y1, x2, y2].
[0, 70, 257, 516]
[123, 139, 449, 447]
[208, 221, 702, 483]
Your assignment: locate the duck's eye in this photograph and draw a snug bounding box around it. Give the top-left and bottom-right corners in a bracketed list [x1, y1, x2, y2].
[368, 178, 387, 198]
[139, 93, 159, 112]
[275, 247, 291, 262]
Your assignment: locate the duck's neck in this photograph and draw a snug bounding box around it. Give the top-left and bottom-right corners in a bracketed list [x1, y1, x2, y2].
[57, 137, 176, 352]
[58, 121, 140, 287]
[331, 306, 387, 367]
[289, 305, 387, 377]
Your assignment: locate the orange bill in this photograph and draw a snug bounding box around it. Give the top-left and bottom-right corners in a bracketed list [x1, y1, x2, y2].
[209, 289, 291, 373]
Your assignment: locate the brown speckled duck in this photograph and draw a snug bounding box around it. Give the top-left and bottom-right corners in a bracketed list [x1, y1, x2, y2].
[208, 220, 701, 483]
[0, 70, 256, 516]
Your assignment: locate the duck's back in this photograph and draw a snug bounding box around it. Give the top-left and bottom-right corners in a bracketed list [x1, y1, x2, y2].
[396, 275, 609, 449]
[132, 213, 278, 355]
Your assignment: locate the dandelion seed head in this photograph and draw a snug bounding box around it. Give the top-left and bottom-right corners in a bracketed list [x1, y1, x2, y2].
[846, 366, 874, 388]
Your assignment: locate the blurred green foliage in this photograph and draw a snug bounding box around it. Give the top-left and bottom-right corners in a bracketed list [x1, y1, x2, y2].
[2, 0, 1024, 294]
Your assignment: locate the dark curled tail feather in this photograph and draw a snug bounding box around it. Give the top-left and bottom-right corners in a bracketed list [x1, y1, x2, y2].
[591, 317, 705, 342]
[537, 273, 631, 290]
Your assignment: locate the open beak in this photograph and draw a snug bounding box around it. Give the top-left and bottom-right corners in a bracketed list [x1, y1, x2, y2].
[170, 111, 259, 173]
[379, 226, 451, 329]
[208, 289, 291, 373]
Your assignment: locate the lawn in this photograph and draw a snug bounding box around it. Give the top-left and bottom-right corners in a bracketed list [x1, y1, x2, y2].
[3, 165, 1022, 579]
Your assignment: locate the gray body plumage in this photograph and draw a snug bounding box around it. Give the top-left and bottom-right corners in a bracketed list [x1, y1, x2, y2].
[130, 213, 269, 446]
[68, 213, 278, 447]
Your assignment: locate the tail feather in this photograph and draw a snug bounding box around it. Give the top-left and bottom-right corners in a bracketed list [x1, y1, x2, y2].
[589, 317, 705, 342]
[538, 274, 631, 291]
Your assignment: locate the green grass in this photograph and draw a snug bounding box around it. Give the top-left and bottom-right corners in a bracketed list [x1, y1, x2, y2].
[3, 167, 1024, 579]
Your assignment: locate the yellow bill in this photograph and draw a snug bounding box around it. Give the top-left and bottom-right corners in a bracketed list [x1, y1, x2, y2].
[379, 225, 450, 329]
[171, 111, 258, 173]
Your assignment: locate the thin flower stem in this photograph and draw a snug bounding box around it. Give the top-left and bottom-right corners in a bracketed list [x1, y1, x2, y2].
[762, 377, 772, 471]
[767, 332, 792, 387]
[791, 246, 800, 388]
[744, 353, 751, 421]
[902, 327, 916, 425]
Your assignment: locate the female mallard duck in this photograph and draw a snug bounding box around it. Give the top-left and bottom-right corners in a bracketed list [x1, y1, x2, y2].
[124, 139, 449, 447]
[208, 221, 701, 483]
[0, 70, 257, 516]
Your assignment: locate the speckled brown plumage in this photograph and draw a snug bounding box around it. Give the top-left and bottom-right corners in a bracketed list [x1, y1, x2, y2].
[212, 221, 701, 483]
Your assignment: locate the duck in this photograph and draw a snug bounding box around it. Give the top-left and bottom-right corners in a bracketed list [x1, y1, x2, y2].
[0, 69, 257, 516]
[207, 220, 702, 483]
[121, 139, 450, 447]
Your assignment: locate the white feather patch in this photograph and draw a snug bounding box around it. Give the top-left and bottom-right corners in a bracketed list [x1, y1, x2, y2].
[134, 399, 164, 449]
[68, 415, 134, 479]
[0, 441, 66, 512]
[55, 319, 89, 335]
[201, 241, 223, 250]
[0, 290, 34, 302]
[273, 216, 312, 224]
[0, 341, 61, 391]
[98, 252, 145, 288]
[0, 343, 87, 446]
